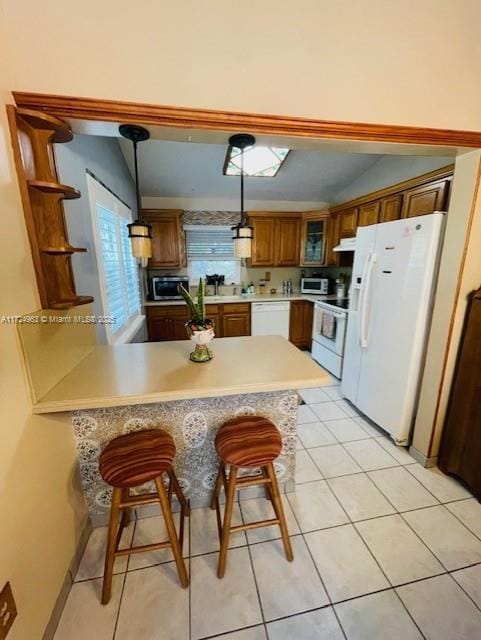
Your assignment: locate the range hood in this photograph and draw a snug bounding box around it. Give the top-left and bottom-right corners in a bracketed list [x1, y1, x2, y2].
[333, 237, 357, 252]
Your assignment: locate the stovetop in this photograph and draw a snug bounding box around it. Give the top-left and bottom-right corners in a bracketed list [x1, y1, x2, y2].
[317, 298, 350, 310]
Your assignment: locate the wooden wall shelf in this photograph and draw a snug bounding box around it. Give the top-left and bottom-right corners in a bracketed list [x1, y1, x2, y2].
[40, 246, 88, 255]
[7, 106, 92, 309]
[16, 107, 73, 143]
[50, 295, 94, 310]
[28, 180, 81, 200]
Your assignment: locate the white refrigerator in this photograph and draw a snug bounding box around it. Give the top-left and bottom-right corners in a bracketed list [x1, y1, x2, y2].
[341, 213, 445, 445]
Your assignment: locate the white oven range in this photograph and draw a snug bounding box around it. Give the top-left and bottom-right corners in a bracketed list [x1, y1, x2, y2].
[311, 299, 349, 378]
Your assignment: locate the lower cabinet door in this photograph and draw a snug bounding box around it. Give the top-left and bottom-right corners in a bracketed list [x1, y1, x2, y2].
[147, 316, 172, 341]
[289, 300, 313, 349]
[223, 313, 251, 337]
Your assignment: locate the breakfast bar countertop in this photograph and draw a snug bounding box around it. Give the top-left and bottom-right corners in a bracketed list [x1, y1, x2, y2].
[32, 335, 329, 414]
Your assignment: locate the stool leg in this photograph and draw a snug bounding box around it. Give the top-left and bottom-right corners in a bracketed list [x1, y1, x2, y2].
[210, 461, 225, 510]
[102, 487, 122, 605]
[218, 464, 237, 579]
[266, 463, 294, 562]
[169, 469, 191, 517]
[154, 476, 189, 588]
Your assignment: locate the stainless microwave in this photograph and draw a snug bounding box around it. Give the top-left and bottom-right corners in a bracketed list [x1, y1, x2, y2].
[151, 276, 189, 300]
[301, 277, 329, 295]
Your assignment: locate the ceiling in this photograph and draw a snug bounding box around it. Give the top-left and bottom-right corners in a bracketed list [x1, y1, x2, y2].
[118, 138, 383, 202]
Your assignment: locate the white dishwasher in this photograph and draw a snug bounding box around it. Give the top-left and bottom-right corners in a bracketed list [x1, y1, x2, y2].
[251, 301, 290, 339]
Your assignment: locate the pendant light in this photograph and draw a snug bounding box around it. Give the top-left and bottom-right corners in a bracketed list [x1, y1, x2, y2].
[119, 124, 152, 268]
[230, 133, 255, 258]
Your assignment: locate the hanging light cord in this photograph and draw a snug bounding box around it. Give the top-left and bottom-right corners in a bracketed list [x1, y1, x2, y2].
[132, 137, 142, 219]
[240, 146, 245, 226]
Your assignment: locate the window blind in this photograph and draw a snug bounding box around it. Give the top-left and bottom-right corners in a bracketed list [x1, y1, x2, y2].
[185, 226, 234, 260]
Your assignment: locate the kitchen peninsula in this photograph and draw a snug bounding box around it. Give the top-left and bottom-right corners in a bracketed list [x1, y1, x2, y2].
[28, 334, 328, 524]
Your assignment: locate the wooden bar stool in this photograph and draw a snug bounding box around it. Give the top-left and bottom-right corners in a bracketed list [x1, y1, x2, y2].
[211, 416, 294, 578]
[99, 428, 189, 604]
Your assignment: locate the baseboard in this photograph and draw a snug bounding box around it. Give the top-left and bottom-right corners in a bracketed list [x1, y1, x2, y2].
[408, 445, 438, 468]
[41, 518, 92, 640]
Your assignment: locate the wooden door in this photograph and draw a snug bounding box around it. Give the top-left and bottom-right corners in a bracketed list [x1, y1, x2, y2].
[339, 207, 359, 238]
[289, 300, 313, 349]
[275, 217, 301, 266]
[379, 194, 402, 223]
[249, 216, 276, 266]
[438, 289, 481, 498]
[325, 213, 340, 266]
[401, 180, 449, 218]
[143, 210, 185, 268]
[358, 202, 380, 227]
[169, 308, 190, 340]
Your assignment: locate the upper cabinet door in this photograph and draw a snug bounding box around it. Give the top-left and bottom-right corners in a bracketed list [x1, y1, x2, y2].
[339, 207, 359, 238]
[143, 210, 185, 268]
[379, 194, 403, 223]
[300, 215, 327, 266]
[275, 217, 301, 266]
[325, 212, 340, 266]
[358, 202, 380, 227]
[249, 216, 276, 266]
[401, 179, 450, 218]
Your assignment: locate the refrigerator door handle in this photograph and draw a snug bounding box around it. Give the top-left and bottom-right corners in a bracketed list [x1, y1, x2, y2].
[359, 252, 377, 348]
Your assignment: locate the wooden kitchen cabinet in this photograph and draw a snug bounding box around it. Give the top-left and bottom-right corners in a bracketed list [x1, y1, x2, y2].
[289, 300, 314, 350]
[146, 302, 250, 340]
[146, 305, 189, 341]
[142, 209, 185, 268]
[300, 212, 329, 267]
[249, 216, 276, 266]
[205, 304, 222, 336]
[379, 194, 403, 223]
[248, 213, 301, 267]
[275, 217, 302, 266]
[339, 207, 359, 238]
[222, 303, 251, 337]
[325, 212, 340, 267]
[358, 202, 380, 227]
[401, 179, 450, 218]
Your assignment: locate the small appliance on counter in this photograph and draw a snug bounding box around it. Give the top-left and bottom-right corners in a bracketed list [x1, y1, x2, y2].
[301, 276, 330, 295]
[206, 274, 225, 295]
[150, 275, 189, 300]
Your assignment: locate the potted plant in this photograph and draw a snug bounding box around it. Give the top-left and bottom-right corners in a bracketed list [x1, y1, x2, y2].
[179, 278, 215, 362]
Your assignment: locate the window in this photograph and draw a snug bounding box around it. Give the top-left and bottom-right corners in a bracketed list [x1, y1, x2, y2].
[185, 225, 241, 284]
[87, 174, 142, 344]
[224, 145, 290, 177]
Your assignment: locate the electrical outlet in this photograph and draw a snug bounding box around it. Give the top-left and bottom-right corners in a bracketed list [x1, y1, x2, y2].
[0, 583, 17, 639]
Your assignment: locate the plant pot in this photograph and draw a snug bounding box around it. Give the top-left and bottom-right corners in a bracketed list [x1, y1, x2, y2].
[186, 326, 215, 363]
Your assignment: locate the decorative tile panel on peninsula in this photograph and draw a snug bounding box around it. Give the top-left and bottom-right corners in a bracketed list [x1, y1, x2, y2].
[73, 390, 297, 522]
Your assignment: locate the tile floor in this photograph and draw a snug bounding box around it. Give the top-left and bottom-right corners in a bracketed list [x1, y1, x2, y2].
[54, 378, 481, 640]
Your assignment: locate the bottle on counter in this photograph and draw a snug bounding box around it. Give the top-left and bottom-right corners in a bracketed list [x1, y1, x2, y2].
[336, 274, 346, 300]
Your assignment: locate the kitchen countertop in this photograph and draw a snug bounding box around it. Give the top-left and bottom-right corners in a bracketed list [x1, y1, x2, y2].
[32, 335, 330, 414]
[144, 293, 341, 306]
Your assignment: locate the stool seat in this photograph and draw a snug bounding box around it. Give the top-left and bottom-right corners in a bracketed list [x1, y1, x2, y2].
[99, 429, 175, 488]
[215, 416, 282, 468]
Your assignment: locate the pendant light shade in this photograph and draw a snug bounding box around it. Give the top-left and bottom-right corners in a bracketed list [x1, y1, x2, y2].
[230, 133, 255, 259]
[119, 124, 152, 265]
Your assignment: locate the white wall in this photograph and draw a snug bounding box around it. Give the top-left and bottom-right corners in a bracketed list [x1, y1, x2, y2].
[3, 0, 481, 131]
[0, 36, 88, 640]
[55, 135, 138, 343]
[142, 197, 329, 211]
[331, 156, 453, 204]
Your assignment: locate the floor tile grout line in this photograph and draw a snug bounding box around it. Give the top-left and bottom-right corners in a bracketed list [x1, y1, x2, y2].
[239, 495, 268, 629]
[450, 568, 481, 615]
[339, 437, 400, 471]
[112, 517, 136, 640]
[403, 463, 474, 507]
[286, 484, 349, 640]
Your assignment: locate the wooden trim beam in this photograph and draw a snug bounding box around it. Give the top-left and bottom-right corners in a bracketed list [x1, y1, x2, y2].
[12, 92, 481, 148]
[329, 165, 455, 213]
